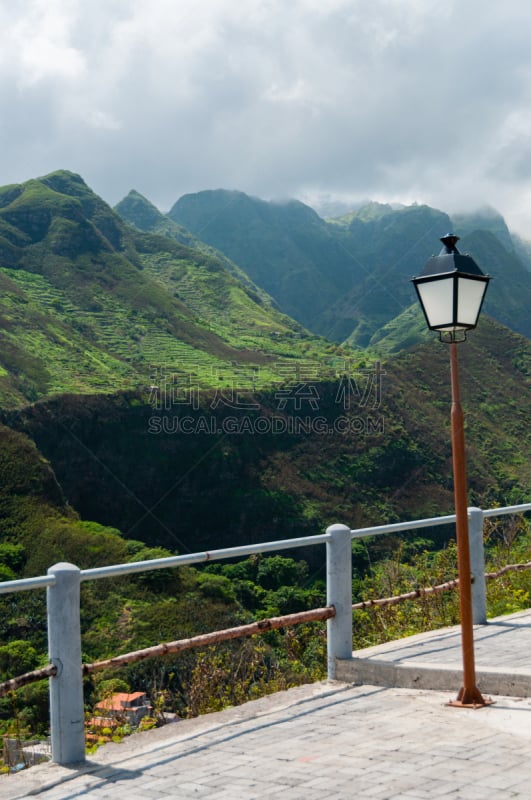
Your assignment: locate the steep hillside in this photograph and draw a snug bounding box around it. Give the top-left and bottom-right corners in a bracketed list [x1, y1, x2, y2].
[0, 172, 349, 408]
[455, 230, 531, 338]
[322, 203, 452, 344]
[168, 189, 359, 326]
[5, 318, 529, 557]
[115, 190, 273, 300]
[115, 189, 199, 247]
[512, 233, 531, 272]
[318, 201, 531, 347]
[0, 421, 132, 580]
[167, 191, 531, 347]
[450, 206, 515, 252]
[357, 306, 431, 355]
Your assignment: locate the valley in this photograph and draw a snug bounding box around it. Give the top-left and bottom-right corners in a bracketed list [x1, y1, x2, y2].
[0, 169, 528, 740]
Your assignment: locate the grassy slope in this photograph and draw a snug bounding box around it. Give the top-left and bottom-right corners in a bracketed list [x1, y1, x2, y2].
[168, 189, 358, 327]
[115, 189, 275, 300]
[0, 172, 353, 408]
[168, 191, 531, 347]
[168, 192, 452, 344]
[0, 178, 528, 740]
[6, 318, 529, 560]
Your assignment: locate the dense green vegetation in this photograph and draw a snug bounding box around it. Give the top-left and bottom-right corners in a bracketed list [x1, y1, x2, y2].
[3, 318, 526, 559]
[0, 170, 529, 763]
[0, 420, 328, 751]
[116, 189, 277, 299]
[166, 190, 531, 346]
[168, 190, 357, 329]
[0, 172, 350, 408]
[0, 416, 528, 756]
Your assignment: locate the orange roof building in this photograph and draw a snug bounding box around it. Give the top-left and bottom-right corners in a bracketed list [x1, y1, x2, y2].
[93, 692, 152, 728]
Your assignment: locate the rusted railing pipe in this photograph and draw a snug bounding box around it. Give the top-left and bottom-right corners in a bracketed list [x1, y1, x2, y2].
[83, 607, 335, 673]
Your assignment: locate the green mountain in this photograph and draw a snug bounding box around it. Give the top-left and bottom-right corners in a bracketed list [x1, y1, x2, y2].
[0, 172, 349, 408]
[0, 172, 529, 741]
[512, 236, 531, 272]
[3, 317, 528, 558]
[357, 306, 431, 355]
[114, 189, 199, 247]
[168, 189, 359, 327]
[168, 191, 531, 347]
[321, 202, 453, 344]
[115, 189, 273, 300]
[0, 171, 528, 549]
[450, 206, 515, 252]
[329, 204, 531, 348]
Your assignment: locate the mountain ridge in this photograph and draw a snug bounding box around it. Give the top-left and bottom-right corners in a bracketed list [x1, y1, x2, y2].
[4, 315, 528, 556]
[161, 189, 531, 346]
[0, 171, 349, 408]
[0, 171, 528, 743]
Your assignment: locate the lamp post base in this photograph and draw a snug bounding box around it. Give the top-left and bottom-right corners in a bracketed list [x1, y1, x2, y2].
[447, 686, 494, 709]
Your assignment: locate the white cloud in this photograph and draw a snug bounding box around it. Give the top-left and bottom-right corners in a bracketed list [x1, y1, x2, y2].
[1, 0, 531, 236]
[4, 0, 86, 86]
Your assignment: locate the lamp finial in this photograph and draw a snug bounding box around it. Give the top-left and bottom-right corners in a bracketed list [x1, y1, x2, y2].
[440, 234, 460, 253]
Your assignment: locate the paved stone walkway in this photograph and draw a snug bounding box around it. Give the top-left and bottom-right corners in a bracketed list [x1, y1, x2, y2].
[5, 681, 531, 799]
[5, 609, 531, 799]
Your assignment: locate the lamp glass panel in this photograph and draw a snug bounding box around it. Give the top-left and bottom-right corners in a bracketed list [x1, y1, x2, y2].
[415, 276, 454, 328]
[456, 276, 488, 326]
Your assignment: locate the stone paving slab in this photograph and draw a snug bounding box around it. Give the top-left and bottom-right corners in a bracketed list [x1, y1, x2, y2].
[337, 608, 531, 695]
[4, 680, 531, 799]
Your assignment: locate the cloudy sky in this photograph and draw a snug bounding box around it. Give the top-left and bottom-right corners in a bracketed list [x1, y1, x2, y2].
[2, 0, 531, 235]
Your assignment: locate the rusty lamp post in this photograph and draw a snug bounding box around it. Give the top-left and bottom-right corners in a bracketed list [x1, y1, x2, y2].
[412, 234, 491, 708]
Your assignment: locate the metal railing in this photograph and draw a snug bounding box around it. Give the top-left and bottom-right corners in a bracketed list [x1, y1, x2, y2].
[0, 502, 529, 766]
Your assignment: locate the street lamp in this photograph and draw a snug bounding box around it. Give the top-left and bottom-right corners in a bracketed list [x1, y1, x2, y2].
[412, 234, 492, 708]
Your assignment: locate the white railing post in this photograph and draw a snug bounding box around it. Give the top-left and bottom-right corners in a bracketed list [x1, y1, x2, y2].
[468, 507, 487, 625]
[326, 524, 353, 679]
[47, 563, 85, 764]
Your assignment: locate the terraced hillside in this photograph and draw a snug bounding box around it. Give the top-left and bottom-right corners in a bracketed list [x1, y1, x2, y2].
[166, 190, 531, 347]
[0, 172, 353, 408]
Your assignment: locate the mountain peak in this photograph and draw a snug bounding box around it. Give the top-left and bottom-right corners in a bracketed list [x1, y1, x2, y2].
[115, 189, 165, 230]
[38, 170, 94, 199]
[450, 206, 513, 252]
